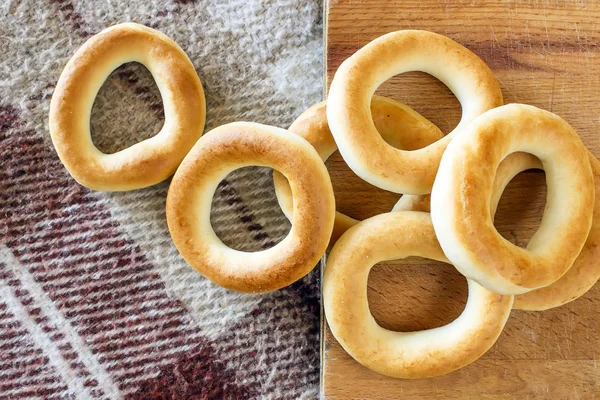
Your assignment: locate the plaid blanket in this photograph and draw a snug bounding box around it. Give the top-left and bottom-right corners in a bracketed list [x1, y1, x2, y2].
[0, 0, 323, 398]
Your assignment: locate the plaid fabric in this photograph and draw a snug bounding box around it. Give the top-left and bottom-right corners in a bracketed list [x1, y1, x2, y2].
[0, 0, 323, 398]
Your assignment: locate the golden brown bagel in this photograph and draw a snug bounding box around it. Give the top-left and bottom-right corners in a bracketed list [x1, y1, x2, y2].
[395, 151, 600, 309]
[49, 23, 206, 191]
[327, 30, 503, 194]
[392, 193, 431, 212]
[323, 211, 513, 379]
[166, 122, 335, 293]
[273, 96, 442, 245]
[491, 153, 600, 310]
[431, 104, 594, 295]
[393, 154, 541, 214]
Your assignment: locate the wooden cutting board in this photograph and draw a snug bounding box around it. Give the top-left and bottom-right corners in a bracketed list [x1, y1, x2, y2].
[321, 1, 600, 399]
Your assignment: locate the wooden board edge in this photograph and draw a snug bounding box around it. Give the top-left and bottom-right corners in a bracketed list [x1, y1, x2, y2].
[320, 1, 331, 399]
[319, 252, 328, 400]
[322, 0, 330, 98]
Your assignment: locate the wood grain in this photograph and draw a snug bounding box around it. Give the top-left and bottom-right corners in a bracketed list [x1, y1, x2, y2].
[322, 1, 600, 398]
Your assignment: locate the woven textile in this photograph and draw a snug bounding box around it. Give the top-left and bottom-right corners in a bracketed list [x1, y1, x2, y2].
[0, 1, 323, 398]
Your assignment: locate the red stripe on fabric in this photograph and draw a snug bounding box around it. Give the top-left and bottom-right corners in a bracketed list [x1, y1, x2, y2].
[80, 308, 187, 338]
[0, 264, 97, 389]
[0, 109, 242, 395]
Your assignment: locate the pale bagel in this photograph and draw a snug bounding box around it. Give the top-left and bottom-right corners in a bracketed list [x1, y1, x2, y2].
[491, 153, 600, 310]
[166, 122, 335, 293]
[49, 23, 206, 191]
[396, 151, 600, 309]
[393, 153, 541, 214]
[327, 30, 503, 194]
[273, 96, 442, 245]
[392, 193, 431, 212]
[323, 211, 513, 379]
[431, 104, 595, 295]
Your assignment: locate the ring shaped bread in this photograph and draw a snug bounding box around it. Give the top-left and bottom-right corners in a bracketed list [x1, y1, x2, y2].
[395, 152, 600, 309]
[490, 153, 600, 310]
[326, 30, 503, 194]
[392, 193, 431, 213]
[49, 23, 206, 191]
[273, 96, 442, 245]
[431, 104, 595, 295]
[393, 154, 542, 214]
[166, 122, 335, 293]
[323, 211, 513, 379]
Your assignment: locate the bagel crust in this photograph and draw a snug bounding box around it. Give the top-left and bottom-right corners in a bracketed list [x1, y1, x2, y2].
[431, 104, 595, 295]
[491, 153, 600, 310]
[49, 23, 206, 191]
[323, 211, 513, 379]
[166, 122, 335, 293]
[396, 151, 600, 309]
[327, 30, 503, 194]
[392, 193, 431, 212]
[273, 96, 442, 245]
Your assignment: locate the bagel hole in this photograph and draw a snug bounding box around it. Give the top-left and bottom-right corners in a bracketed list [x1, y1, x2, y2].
[494, 168, 547, 247]
[375, 71, 462, 135]
[211, 166, 291, 251]
[367, 258, 467, 331]
[91, 62, 164, 154]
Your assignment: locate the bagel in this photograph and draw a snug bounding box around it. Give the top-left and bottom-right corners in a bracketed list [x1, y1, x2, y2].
[431, 104, 595, 295]
[273, 96, 442, 245]
[323, 211, 513, 378]
[490, 153, 600, 310]
[166, 122, 335, 292]
[392, 194, 431, 212]
[392, 154, 541, 214]
[327, 30, 503, 194]
[49, 22, 206, 191]
[395, 152, 600, 309]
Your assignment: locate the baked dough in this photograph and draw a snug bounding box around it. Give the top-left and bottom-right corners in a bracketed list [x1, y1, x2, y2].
[273, 96, 442, 245]
[323, 211, 513, 378]
[49, 22, 206, 191]
[396, 151, 600, 309]
[491, 153, 600, 310]
[167, 122, 335, 292]
[327, 30, 503, 194]
[431, 104, 595, 295]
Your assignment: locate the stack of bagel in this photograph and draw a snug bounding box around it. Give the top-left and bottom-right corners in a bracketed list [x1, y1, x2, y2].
[321, 30, 599, 378]
[50, 24, 599, 378]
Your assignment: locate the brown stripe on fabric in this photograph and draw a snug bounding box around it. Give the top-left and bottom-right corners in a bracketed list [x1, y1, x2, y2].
[0, 379, 65, 398]
[0, 105, 21, 131]
[81, 311, 190, 345]
[55, 277, 164, 304]
[92, 325, 191, 357]
[0, 105, 253, 397]
[1, 365, 59, 384]
[16, 244, 141, 266]
[217, 179, 279, 248]
[85, 318, 185, 345]
[63, 295, 181, 325]
[114, 67, 166, 120]
[34, 255, 148, 284]
[0, 297, 69, 398]
[0, 319, 20, 330]
[6, 218, 120, 243]
[47, 0, 91, 37]
[217, 272, 321, 398]
[0, 261, 98, 393]
[0, 341, 37, 357]
[126, 341, 257, 399]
